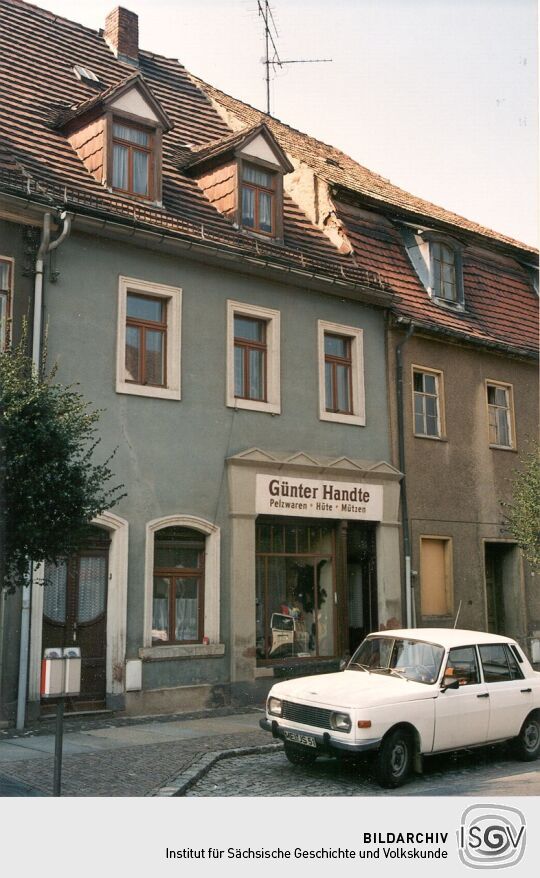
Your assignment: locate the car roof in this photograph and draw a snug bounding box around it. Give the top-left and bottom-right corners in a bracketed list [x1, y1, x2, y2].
[368, 628, 516, 648]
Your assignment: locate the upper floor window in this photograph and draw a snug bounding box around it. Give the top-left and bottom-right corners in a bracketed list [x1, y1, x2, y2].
[234, 315, 266, 401]
[116, 277, 182, 400]
[125, 293, 166, 387]
[486, 381, 515, 449]
[0, 257, 13, 350]
[226, 300, 281, 414]
[324, 333, 353, 415]
[412, 367, 445, 438]
[318, 320, 365, 426]
[112, 122, 153, 198]
[241, 164, 275, 235]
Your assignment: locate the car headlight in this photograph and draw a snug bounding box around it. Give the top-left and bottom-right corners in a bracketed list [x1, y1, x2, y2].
[330, 711, 351, 732]
[268, 696, 283, 717]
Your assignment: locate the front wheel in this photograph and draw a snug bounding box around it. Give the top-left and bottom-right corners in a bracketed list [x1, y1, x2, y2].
[375, 728, 413, 788]
[284, 743, 318, 766]
[514, 714, 540, 761]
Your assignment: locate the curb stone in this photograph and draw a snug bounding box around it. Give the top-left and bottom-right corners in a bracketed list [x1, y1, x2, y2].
[151, 743, 284, 797]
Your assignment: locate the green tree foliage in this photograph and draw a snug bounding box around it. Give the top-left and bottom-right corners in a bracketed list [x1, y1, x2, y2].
[503, 441, 540, 570]
[0, 331, 124, 591]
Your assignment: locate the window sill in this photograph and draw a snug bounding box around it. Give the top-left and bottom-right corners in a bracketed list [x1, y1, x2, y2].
[139, 643, 225, 661]
[489, 444, 517, 453]
[228, 397, 280, 414]
[320, 410, 365, 427]
[430, 296, 466, 313]
[413, 433, 447, 442]
[116, 381, 181, 401]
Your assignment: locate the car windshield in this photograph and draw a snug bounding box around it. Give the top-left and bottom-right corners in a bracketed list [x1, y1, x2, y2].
[348, 636, 444, 684]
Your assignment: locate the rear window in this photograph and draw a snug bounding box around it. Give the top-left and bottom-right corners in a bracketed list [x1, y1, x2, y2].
[479, 644, 523, 682]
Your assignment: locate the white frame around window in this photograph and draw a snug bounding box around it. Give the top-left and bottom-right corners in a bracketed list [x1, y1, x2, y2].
[226, 300, 281, 413]
[0, 255, 14, 351]
[412, 366, 445, 439]
[116, 276, 182, 400]
[486, 380, 515, 450]
[318, 320, 365, 426]
[142, 515, 222, 658]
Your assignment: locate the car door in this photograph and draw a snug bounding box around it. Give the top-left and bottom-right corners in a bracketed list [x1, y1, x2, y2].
[433, 646, 490, 752]
[479, 643, 532, 741]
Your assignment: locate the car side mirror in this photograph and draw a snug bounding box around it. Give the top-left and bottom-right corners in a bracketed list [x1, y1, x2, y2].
[339, 658, 348, 671]
[441, 677, 460, 692]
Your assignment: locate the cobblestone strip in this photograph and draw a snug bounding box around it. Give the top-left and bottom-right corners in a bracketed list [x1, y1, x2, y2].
[151, 743, 284, 797]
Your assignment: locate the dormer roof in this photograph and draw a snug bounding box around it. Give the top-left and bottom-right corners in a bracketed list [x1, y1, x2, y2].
[56, 72, 173, 132]
[182, 123, 293, 175]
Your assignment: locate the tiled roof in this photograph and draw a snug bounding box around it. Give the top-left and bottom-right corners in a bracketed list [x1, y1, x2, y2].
[0, 0, 391, 297]
[195, 77, 537, 257]
[0, 0, 537, 358]
[336, 204, 538, 358]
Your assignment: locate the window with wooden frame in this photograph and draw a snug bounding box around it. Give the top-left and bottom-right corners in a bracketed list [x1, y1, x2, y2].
[152, 527, 205, 644]
[318, 320, 365, 426]
[112, 121, 153, 199]
[431, 242, 457, 302]
[116, 277, 182, 400]
[412, 367, 445, 438]
[0, 257, 13, 350]
[234, 315, 266, 401]
[240, 163, 276, 235]
[420, 536, 453, 617]
[226, 300, 280, 413]
[486, 381, 515, 449]
[324, 333, 353, 414]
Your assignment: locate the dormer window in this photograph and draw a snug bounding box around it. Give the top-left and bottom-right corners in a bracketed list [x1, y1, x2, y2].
[401, 225, 465, 310]
[183, 123, 293, 242]
[112, 122, 153, 198]
[241, 164, 275, 235]
[59, 73, 172, 205]
[431, 241, 457, 302]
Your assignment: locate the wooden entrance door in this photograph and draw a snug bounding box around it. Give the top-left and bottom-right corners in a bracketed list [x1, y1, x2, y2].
[42, 528, 110, 710]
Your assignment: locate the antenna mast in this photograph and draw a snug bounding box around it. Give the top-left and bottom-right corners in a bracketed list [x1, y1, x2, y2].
[257, 1, 332, 115]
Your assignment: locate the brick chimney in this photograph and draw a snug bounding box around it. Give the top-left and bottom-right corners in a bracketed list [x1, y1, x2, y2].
[104, 7, 139, 64]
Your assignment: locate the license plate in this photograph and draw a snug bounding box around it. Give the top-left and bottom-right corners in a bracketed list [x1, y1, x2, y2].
[283, 730, 317, 748]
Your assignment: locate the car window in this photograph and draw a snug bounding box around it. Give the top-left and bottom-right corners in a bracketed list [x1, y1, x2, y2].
[479, 643, 521, 682]
[443, 646, 480, 686]
[349, 636, 443, 683]
[503, 644, 524, 679]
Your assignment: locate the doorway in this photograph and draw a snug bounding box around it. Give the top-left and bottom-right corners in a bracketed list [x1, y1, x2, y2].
[346, 523, 377, 654]
[41, 527, 110, 711]
[484, 542, 520, 636]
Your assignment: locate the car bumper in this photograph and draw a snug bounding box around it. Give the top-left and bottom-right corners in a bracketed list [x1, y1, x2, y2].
[259, 717, 381, 754]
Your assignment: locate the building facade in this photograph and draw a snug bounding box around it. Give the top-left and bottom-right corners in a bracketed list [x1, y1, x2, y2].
[0, 1, 537, 723]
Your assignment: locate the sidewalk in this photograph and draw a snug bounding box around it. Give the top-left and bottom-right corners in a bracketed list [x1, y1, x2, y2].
[0, 707, 270, 797]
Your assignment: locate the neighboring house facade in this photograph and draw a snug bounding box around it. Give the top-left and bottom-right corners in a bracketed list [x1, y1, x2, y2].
[0, 2, 537, 723]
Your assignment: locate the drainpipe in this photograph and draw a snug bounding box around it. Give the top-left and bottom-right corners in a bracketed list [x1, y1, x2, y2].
[395, 320, 415, 628]
[16, 210, 72, 730]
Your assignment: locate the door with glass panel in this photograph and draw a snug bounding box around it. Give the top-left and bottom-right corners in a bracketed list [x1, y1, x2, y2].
[42, 528, 110, 709]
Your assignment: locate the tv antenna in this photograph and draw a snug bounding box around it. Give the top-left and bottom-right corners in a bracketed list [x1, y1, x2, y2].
[257, 1, 332, 115]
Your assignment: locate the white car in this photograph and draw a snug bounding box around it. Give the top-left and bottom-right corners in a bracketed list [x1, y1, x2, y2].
[259, 628, 540, 787]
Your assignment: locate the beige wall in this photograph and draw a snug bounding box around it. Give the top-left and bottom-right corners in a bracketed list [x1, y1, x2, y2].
[388, 328, 539, 649]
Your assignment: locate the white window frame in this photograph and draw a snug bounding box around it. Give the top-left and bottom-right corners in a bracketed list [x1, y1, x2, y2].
[486, 380, 516, 450]
[226, 299, 281, 413]
[142, 515, 222, 658]
[318, 320, 365, 426]
[116, 276, 182, 400]
[412, 365, 445, 439]
[0, 256, 14, 351]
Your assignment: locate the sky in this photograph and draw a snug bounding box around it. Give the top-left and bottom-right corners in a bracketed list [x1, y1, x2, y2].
[31, 0, 538, 246]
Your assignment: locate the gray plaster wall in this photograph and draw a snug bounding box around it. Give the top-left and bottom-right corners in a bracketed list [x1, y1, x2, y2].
[41, 229, 391, 691]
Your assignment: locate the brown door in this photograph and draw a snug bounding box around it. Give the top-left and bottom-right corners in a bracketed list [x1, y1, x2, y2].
[42, 528, 110, 710]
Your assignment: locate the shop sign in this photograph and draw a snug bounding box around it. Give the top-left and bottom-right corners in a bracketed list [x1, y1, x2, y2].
[256, 475, 383, 521]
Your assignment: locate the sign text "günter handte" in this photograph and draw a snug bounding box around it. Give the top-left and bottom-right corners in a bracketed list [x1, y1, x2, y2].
[256, 475, 383, 521]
